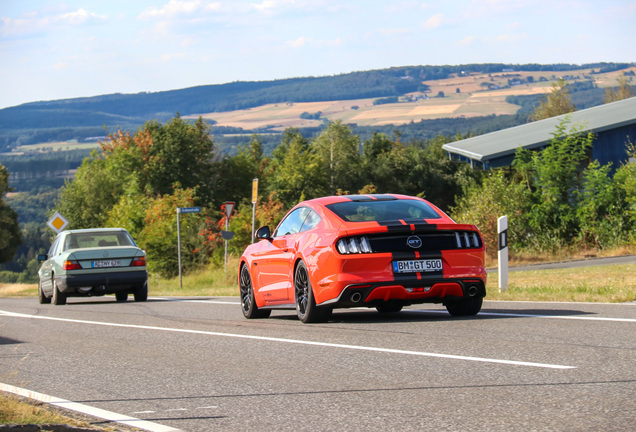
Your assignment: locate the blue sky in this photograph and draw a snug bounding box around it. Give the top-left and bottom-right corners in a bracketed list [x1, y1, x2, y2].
[1, 0, 635, 109]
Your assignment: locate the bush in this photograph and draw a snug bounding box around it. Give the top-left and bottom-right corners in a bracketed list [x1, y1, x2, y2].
[0, 271, 19, 283]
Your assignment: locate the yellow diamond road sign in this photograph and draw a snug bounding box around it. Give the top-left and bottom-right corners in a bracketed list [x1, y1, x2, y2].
[47, 212, 69, 233]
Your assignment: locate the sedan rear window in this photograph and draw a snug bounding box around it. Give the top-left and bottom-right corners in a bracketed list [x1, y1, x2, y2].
[327, 199, 442, 222]
[63, 232, 136, 251]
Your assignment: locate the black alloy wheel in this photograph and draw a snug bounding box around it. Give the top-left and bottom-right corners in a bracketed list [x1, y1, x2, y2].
[294, 261, 332, 323]
[240, 264, 270, 319]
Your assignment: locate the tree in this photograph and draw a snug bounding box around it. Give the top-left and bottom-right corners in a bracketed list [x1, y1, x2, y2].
[530, 78, 576, 121]
[55, 154, 124, 229]
[137, 185, 207, 277]
[312, 121, 363, 195]
[267, 128, 324, 205]
[604, 76, 634, 103]
[141, 115, 217, 204]
[452, 170, 531, 256]
[0, 163, 22, 263]
[512, 119, 594, 249]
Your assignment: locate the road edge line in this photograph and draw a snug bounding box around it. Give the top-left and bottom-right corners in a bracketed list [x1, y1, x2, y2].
[0, 382, 181, 432]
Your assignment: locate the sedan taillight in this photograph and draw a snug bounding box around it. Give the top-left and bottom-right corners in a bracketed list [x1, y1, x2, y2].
[336, 236, 373, 254]
[63, 260, 82, 270]
[130, 256, 146, 267]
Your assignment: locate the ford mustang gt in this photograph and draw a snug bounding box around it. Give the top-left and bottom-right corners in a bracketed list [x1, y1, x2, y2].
[239, 194, 486, 323]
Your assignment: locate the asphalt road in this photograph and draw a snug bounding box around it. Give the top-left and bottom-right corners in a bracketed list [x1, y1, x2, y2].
[1, 296, 635, 432]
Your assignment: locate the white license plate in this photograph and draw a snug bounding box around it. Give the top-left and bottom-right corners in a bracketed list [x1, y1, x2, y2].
[392, 259, 443, 273]
[92, 260, 121, 268]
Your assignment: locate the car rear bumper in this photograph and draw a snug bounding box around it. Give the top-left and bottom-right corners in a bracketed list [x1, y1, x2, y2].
[55, 270, 148, 295]
[319, 277, 486, 308]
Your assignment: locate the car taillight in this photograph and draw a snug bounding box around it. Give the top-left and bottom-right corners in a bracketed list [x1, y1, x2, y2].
[336, 236, 373, 254]
[130, 256, 146, 267]
[63, 260, 82, 270]
[455, 231, 481, 248]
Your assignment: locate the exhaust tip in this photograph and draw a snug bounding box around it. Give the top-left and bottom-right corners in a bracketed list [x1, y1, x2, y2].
[467, 285, 478, 297]
[350, 292, 362, 303]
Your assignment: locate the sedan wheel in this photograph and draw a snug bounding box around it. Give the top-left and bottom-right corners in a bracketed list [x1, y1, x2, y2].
[52, 281, 66, 306]
[134, 281, 148, 302]
[240, 265, 271, 319]
[115, 291, 128, 302]
[294, 261, 332, 323]
[38, 281, 51, 304]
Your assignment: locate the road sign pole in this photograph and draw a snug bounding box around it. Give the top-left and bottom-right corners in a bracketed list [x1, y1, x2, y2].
[177, 208, 182, 290]
[498, 215, 509, 292]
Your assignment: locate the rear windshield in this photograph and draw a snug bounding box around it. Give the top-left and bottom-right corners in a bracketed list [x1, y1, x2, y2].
[326, 199, 442, 222]
[63, 232, 136, 251]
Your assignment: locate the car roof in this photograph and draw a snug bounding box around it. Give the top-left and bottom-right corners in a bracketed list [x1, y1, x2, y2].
[304, 194, 417, 206]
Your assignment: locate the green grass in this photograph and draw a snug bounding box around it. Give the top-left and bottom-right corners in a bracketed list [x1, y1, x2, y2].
[0, 393, 92, 427]
[486, 263, 636, 303]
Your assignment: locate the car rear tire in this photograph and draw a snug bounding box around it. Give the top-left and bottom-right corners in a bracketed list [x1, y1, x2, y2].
[115, 291, 128, 302]
[294, 261, 332, 323]
[38, 281, 51, 304]
[445, 296, 483, 316]
[240, 264, 271, 319]
[376, 302, 403, 313]
[134, 281, 148, 302]
[52, 281, 66, 306]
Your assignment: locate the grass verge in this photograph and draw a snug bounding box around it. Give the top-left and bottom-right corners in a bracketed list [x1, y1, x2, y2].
[0, 392, 93, 427]
[485, 262, 636, 303]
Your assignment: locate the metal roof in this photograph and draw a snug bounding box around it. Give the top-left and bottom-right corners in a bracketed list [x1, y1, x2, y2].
[442, 96, 636, 163]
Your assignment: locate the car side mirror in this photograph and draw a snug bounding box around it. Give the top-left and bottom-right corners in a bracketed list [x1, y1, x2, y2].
[37, 254, 48, 261]
[255, 226, 272, 240]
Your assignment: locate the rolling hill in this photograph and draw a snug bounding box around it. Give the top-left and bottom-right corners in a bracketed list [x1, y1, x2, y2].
[0, 62, 633, 154]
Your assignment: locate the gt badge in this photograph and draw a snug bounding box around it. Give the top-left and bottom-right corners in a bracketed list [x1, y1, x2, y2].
[407, 235, 422, 249]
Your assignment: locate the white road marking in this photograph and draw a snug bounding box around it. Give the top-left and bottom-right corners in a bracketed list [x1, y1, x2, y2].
[408, 309, 636, 323]
[0, 309, 575, 369]
[0, 382, 181, 432]
[149, 297, 239, 305]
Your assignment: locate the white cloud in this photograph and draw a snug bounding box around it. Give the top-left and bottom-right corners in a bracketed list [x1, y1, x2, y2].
[1, 8, 107, 38]
[495, 33, 528, 43]
[378, 28, 412, 36]
[139, 0, 213, 19]
[284, 36, 342, 49]
[58, 8, 107, 25]
[286, 36, 310, 48]
[422, 12, 444, 29]
[457, 35, 477, 45]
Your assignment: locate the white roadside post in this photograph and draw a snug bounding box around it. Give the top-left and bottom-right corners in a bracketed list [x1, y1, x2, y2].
[498, 215, 509, 292]
[251, 178, 258, 243]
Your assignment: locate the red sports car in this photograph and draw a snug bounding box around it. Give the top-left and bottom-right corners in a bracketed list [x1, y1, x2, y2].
[239, 194, 486, 323]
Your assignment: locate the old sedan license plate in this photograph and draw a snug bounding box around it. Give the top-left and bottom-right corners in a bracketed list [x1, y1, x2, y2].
[92, 260, 120, 268]
[393, 259, 442, 273]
